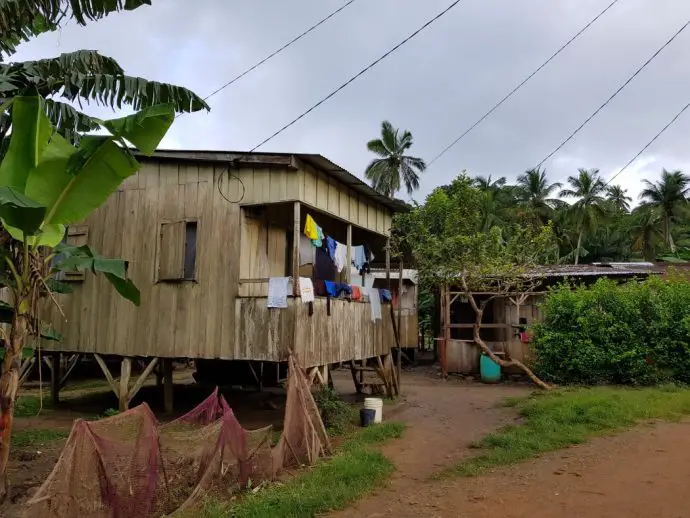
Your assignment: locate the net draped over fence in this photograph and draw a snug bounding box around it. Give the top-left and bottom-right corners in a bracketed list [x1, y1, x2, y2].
[24, 354, 330, 517]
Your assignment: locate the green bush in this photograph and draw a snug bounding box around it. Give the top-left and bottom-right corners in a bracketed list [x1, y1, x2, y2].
[532, 276, 690, 385]
[313, 387, 358, 436]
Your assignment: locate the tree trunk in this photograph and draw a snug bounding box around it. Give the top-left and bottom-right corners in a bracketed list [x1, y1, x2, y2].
[460, 277, 549, 390]
[574, 229, 583, 265]
[0, 295, 30, 502]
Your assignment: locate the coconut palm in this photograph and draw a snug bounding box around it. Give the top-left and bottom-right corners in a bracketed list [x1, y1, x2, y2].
[516, 168, 562, 226]
[559, 168, 608, 264]
[639, 169, 690, 252]
[630, 204, 664, 260]
[365, 121, 426, 197]
[606, 184, 632, 213]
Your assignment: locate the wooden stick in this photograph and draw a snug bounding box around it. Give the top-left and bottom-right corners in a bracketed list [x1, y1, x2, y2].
[119, 357, 132, 411]
[93, 353, 119, 398]
[126, 357, 159, 402]
[59, 354, 81, 389]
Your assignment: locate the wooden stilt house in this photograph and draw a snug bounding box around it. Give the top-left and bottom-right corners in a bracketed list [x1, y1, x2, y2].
[41, 150, 412, 410]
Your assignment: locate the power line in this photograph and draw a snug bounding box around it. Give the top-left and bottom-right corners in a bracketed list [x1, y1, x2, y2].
[428, 0, 622, 167]
[535, 18, 690, 169]
[249, 0, 465, 152]
[605, 100, 690, 186]
[178, 0, 357, 117]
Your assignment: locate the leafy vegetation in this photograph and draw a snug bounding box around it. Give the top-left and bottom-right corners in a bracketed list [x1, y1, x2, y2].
[203, 422, 405, 518]
[313, 387, 358, 436]
[445, 385, 690, 477]
[532, 276, 690, 385]
[365, 120, 426, 197]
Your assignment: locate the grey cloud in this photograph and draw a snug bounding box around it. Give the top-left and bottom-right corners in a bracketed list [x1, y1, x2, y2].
[8, 0, 690, 201]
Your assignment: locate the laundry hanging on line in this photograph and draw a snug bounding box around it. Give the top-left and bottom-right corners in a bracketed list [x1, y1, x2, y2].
[267, 277, 289, 308]
[299, 277, 315, 303]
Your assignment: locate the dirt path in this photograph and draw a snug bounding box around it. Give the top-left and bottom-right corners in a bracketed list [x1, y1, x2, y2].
[331, 368, 531, 517]
[333, 370, 690, 517]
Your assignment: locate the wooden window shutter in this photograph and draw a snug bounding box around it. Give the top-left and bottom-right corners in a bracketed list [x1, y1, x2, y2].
[158, 221, 186, 280]
[62, 225, 89, 281]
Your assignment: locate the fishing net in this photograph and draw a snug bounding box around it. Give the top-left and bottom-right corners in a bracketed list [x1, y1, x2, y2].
[24, 354, 329, 517]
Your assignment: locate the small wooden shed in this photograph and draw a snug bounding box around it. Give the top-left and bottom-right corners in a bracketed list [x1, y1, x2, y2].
[41, 150, 412, 409]
[440, 264, 656, 374]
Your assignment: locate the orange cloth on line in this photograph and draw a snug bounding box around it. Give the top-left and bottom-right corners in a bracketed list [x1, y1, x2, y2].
[351, 286, 362, 301]
[304, 214, 319, 240]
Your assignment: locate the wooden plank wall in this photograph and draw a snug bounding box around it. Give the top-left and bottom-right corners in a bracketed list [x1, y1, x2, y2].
[234, 297, 394, 368]
[43, 160, 243, 359]
[42, 156, 397, 362]
[237, 161, 392, 236]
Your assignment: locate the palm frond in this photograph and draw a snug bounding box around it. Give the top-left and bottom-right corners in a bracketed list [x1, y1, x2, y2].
[0, 0, 153, 59]
[1, 50, 208, 113]
[366, 139, 389, 158]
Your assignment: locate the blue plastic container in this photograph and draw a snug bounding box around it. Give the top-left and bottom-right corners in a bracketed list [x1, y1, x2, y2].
[360, 408, 376, 427]
[480, 353, 501, 383]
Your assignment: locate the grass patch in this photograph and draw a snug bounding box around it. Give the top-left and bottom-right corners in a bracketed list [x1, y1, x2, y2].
[15, 395, 49, 417]
[204, 421, 405, 518]
[13, 428, 68, 449]
[445, 385, 690, 478]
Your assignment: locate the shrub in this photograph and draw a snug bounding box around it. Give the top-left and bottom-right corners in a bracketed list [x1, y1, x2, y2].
[313, 387, 357, 436]
[531, 276, 690, 385]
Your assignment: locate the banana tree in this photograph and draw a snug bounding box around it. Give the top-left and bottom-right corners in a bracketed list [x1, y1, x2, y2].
[0, 93, 174, 500]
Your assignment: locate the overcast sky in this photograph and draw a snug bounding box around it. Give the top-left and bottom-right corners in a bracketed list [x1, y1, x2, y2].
[10, 0, 690, 203]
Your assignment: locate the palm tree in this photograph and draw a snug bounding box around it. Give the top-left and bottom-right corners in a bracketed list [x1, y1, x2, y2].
[516, 168, 562, 226]
[606, 184, 632, 213]
[365, 121, 426, 197]
[559, 168, 608, 264]
[473, 175, 506, 192]
[630, 204, 664, 260]
[639, 169, 690, 252]
[0, 2, 208, 147]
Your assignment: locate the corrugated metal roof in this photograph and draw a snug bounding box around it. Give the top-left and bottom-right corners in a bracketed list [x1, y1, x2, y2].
[137, 149, 410, 213]
[526, 264, 656, 277]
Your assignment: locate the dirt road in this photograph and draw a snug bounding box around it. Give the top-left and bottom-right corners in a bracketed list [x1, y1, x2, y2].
[331, 368, 531, 517]
[333, 370, 690, 518]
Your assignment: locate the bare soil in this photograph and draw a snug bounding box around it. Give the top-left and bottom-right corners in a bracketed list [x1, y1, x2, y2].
[331, 366, 532, 517]
[332, 368, 690, 518]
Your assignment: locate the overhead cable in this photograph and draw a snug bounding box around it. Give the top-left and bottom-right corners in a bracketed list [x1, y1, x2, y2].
[178, 0, 358, 117]
[535, 18, 690, 169]
[606, 100, 690, 186]
[428, 0, 622, 166]
[249, 0, 465, 152]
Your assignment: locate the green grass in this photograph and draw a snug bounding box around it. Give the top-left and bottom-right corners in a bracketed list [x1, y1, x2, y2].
[445, 385, 690, 478]
[204, 421, 405, 518]
[15, 394, 48, 417]
[13, 428, 69, 449]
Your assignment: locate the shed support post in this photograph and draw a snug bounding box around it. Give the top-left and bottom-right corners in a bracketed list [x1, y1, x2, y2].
[397, 260, 404, 385]
[292, 201, 300, 296]
[119, 357, 131, 412]
[50, 351, 61, 405]
[346, 224, 352, 284]
[163, 358, 174, 414]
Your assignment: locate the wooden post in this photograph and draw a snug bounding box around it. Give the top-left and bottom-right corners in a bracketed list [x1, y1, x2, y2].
[349, 360, 362, 394]
[346, 224, 352, 284]
[292, 201, 300, 296]
[397, 260, 403, 386]
[50, 351, 60, 405]
[385, 239, 391, 289]
[119, 357, 131, 412]
[163, 358, 174, 414]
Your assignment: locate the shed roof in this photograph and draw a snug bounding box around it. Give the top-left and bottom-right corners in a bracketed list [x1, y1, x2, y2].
[139, 149, 409, 213]
[526, 263, 656, 278]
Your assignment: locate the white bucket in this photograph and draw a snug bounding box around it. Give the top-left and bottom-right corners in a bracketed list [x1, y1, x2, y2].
[364, 397, 383, 424]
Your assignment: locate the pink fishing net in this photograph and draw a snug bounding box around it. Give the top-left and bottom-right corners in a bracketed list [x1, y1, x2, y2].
[24, 355, 328, 517]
